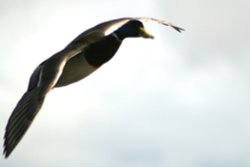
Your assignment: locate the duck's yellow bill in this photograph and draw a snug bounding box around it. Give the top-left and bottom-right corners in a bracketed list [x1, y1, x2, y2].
[139, 27, 154, 39]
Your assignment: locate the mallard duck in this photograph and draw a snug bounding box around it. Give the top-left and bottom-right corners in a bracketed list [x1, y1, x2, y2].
[3, 17, 184, 158]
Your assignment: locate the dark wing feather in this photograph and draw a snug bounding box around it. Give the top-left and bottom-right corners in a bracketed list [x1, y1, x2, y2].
[3, 88, 44, 158]
[3, 47, 83, 158]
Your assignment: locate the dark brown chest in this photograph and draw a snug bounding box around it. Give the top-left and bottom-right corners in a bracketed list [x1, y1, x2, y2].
[84, 35, 122, 67]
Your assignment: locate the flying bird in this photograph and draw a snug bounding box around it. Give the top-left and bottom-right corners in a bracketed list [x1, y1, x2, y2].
[3, 17, 184, 158]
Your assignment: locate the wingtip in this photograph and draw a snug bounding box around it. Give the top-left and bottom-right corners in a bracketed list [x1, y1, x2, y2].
[3, 148, 9, 159]
[3, 126, 10, 158]
[135, 17, 185, 33]
[171, 25, 185, 33]
[3, 152, 8, 159]
[3, 139, 11, 159]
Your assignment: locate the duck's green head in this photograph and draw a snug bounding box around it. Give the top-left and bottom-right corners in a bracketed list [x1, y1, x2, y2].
[114, 20, 154, 40]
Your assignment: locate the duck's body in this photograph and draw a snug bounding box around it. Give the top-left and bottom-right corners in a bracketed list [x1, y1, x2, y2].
[3, 17, 184, 158]
[51, 32, 122, 87]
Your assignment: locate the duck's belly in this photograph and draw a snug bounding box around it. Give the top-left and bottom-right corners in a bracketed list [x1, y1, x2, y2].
[55, 54, 97, 87]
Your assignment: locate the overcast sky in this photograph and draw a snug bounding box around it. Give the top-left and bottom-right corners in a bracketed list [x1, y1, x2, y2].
[1, 0, 250, 167]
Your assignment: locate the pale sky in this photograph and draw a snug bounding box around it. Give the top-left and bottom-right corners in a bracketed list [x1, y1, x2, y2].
[1, 0, 250, 167]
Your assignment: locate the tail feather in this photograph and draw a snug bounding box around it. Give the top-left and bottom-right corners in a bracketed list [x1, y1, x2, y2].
[3, 88, 45, 158]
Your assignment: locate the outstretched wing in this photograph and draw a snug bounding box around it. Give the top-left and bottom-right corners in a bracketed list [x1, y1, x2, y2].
[135, 17, 185, 32]
[66, 17, 184, 49]
[66, 18, 134, 48]
[3, 47, 83, 158]
[3, 88, 44, 158]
